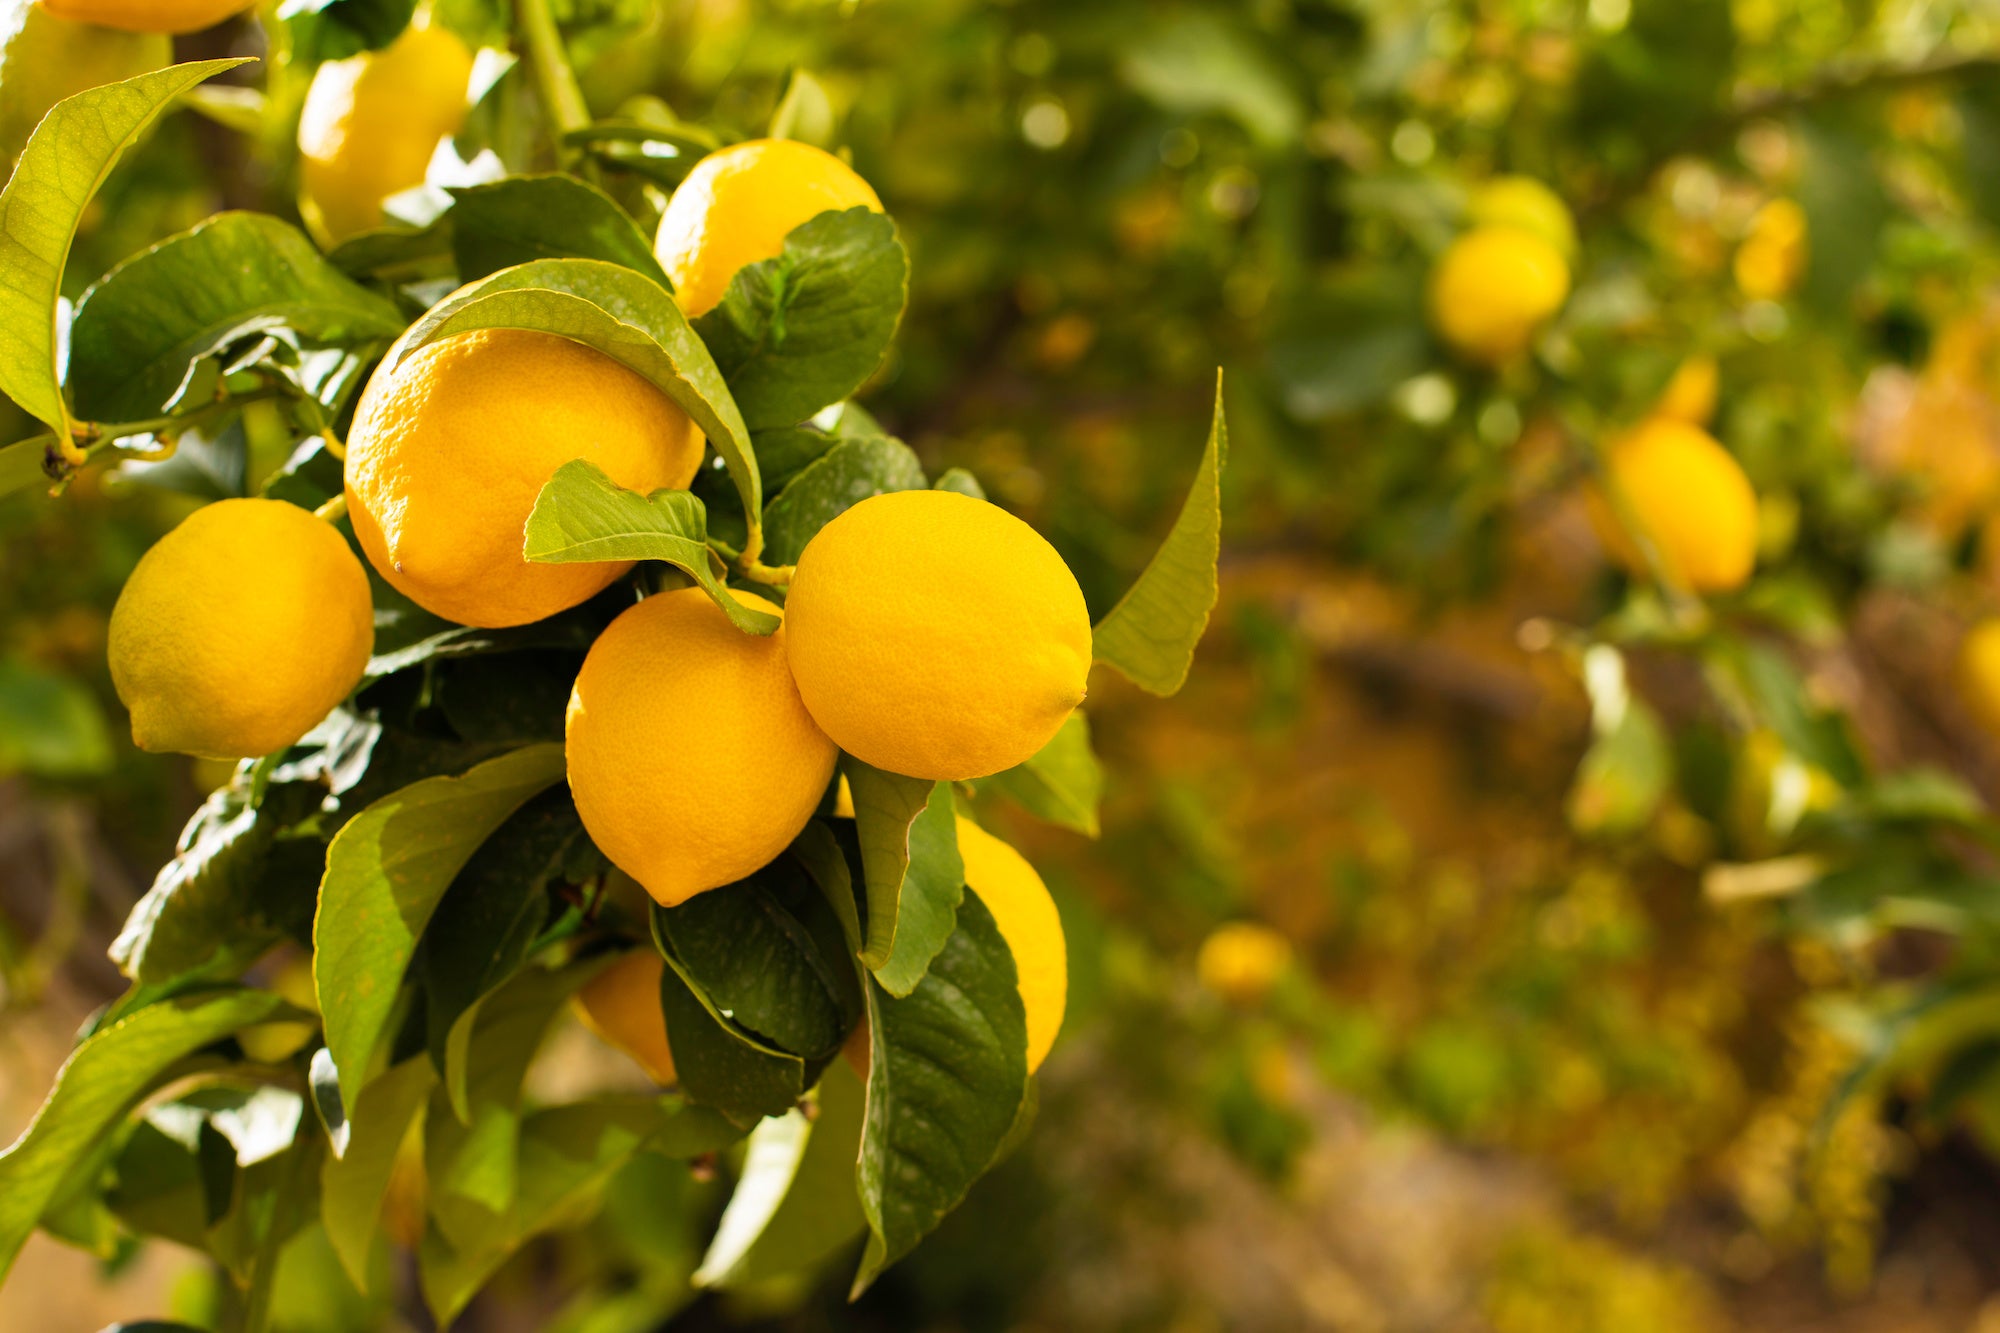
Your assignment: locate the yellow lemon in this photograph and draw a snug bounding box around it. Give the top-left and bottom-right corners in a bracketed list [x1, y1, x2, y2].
[575, 950, 677, 1085]
[1469, 175, 1577, 259]
[1429, 225, 1571, 365]
[1196, 921, 1293, 1006]
[1, 1, 166, 169]
[1734, 199, 1807, 301]
[1960, 620, 2000, 738]
[565, 587, 837, 906]
[108, 498, 373, 759]
[1591, 418, 1758, 594]
[297, 21, 473, 245]
[958, 815, 1066, 1073]
[653, 137, 883, 317]
[36, 0, 249, 32]
[1655, 355, 1719, 427]
[784, 490, 1092, 782]
[344, 327, 705, 628]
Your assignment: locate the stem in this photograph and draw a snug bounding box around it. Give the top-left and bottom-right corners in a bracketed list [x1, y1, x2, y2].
[313, 493, 348, 524]
[517, 0, 591, 160]
[738, 557, 795, 588]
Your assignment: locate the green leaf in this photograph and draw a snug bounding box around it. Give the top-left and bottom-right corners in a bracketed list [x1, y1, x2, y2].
[0, 58, 251, 435]
[654, 937, 811, 1125]
[67, 212, 404, 424]
[792, 819, 862, 956]
[523, 459, 779, 635]
[320, 1056, 433, 1291]
[0, 986, 289, 1278]
[983, 711, 1103, 837]
[695, 1055, 868, 1289]
[448, 175, 671, 287]
[1567, 645, 1673, 836]
[931, 467, 985, 499]
[0, 435, 52, 499]
[1796, 111, 1891, 315]
[419, 1095, 741, 1326]
[768, 68, 837, 147]
[395, 258, 762, 534]
[654, 852, 860, 1060]
[694, 208, 908, 432]
[751, 424, 841, 490]
[0, 656, 111, 777]
[852, 890, 1028, 1296]
[841, 760, 964, 997]
[760, 434, 927, 566]
[314, 744, 567, 1115]
[1269, 269, 1429, 421]
[1118, 11, 1303, 147]
[1092, 375, 1228, 696]
[110, 780, 326, 984]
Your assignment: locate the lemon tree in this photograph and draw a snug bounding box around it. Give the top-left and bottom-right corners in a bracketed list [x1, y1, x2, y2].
[0, 6, 1225, 1329]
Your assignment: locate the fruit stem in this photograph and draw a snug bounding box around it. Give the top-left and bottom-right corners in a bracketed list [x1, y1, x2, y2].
[517, 0, 592, 161]
[314, 494, 349, 524]
[739, 556, 796, 587]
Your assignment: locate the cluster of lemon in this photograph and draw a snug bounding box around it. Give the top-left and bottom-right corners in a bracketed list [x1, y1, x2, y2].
[108, 141, 1075, 1079]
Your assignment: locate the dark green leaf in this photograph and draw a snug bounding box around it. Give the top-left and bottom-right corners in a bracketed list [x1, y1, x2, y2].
[0, 59, 251, 434]
[522, 458, 779, 634]
[654, 940, 809, 1125]
[842, 760, 963, 997]
[448, 175, 670, 287]
[1093, 376, 1227, 696]
[852, 890, 1029, 1295]
[761, 434, 926, 566]
[751, 424, 840, 491]
[314, 744, 567, 1114]
[694, 208, 908, 431]
[67, 212, 404, 423]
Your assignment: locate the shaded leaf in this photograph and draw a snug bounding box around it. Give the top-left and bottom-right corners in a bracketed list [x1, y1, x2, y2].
[654, 935, 810, 1125]
[761, 434, 926, 566]
[320, 1056, 433, 1289]
[983, 711, 1103, 837]
[842, 760, 964, 997]
[448, 174, 669, 287]
[0, 656, 111, 777]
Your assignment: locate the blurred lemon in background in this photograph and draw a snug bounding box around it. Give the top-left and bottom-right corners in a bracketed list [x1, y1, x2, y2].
[1469, 175, 1577, 259]
[1592, 418, 1758, 594]
[37, 0, 251, 33]
[576, 950, 678, 1085]
[1197, 922, 1294, 1006]
[1735, 199, 1807, 301]
[0, 0, 165, 169]
[1429, 225, 1571, 365]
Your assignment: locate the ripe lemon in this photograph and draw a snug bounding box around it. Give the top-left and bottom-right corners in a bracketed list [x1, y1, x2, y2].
[36, 0, 249, 32]
[1, 1, 166, 169]
[297, 21, 473, 245]
[1197, 921, 1293, 1006]
[108, 498, 373, 759]
[565, 587, 837, 906]
[344, 327, 705, 628]
[1735, 199, 1806, 301]
[784, 490, 1092, 782]
[1655, 355, 1719, 427]
[653, 137, 883, 317]
[1960, 620, 2000, 738]
[575, 950, 677, 1085]
[1469, 175, 1576, 259]
[1428, 224, 1571, 365]
[1591, 418, 1758, 594]
[957, 815, 1066, 1073]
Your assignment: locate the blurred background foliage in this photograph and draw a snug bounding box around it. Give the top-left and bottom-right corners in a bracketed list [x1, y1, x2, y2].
[15, 0, 2000, 1328]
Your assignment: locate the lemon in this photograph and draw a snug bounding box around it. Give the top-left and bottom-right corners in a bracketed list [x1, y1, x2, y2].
[957, 815, 1066, 1073]
[1196, 921, 1293, 1006]
[575, 950, 677, 1085]
[1469, 175, 1576, 259]
[297, 21, 473, 245]
[565, 587, 837, 906]
[1960, 620, 2000, 738]
[1654, 355, 1719, 427]
[1734, 199, 1806, 301]
[36, 0, 249, 32]
[784, 490, 1092, 782]
[653, 137, 883, 318]
[1591, 418, 1758, 594]
[108, 498, 373, 759]
[1429, 225, 1570, 365]
[0, 0, 166, 169]
[344, 327, 705, 628]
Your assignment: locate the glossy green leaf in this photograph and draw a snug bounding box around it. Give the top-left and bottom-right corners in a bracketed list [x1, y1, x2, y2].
[1092, 375, 1227, 696]
[695, 1055, 868, 1289]
[852, 890, 1028, 1296]
[523, 459, 779, 635]
[320, 1056, 433, 1291]
[67, 211, 404, 423]
[0, 986, 289, 1277]
[448, 175, 670, 287]
[395, 258, 762, 529]
[654, 935, 811, 1125]
[314, 744, 567, 1114]
[842, 759, 964, 996]
[760, 434, 927, 566]
[0, 58, 250, 435]
[695, 208, 908, 432]
[984, 711, 1103, 837]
